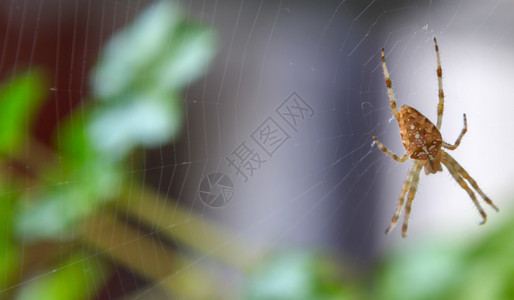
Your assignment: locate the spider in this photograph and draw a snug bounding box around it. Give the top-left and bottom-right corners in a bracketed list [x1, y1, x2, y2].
[372, 38, 499, 237]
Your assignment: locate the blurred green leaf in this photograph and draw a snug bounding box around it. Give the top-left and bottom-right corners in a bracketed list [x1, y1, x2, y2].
[13, 103, 123, 243]
[15, 252, 108, 300]
[448, 213, 514, 300]
[89, 0, 216, 158]
[0, 70, 46, 155]
[88, 92, 182, 158]
[0, 184, 20, 291]
[245, 251, 358, 300]
[91, 0, 216, 100]
[0, 244, 19, 292]
[58, 104, 97, 169]
[376, 241, 465, 300]
[377, 210, 514, 300]
[15, 162, 121, 243]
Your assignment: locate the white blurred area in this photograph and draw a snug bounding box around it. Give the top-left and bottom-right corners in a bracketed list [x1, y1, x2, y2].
[378, 1, 514, 242]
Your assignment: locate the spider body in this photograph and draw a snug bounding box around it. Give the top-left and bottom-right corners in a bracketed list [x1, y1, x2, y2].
[372, 38, 499, 237]
[398, 105, 443, 174]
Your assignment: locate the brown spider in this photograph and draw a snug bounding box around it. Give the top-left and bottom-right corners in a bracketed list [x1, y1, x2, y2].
[372, 38, 499, 237]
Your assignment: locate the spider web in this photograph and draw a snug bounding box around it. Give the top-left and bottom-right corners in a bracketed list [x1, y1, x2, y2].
[1, 0, 514, 298]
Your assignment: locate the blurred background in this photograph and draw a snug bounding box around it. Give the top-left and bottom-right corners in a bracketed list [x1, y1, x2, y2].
[0, 0, 513, 299]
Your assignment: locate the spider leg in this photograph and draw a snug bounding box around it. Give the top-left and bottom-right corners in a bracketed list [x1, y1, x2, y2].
[381, 48, 400, 120]
[434, 37, 445, 130]
[385, 162, 415, 234]
[442, 152, 499, 212]
[372, 134, 409, 162]
[441, 152, 488, 224]
[401, 162, 423, 237]
[443, 114, 467, 150]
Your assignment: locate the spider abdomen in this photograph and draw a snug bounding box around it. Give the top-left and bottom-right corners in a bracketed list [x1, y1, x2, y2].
[398, 105, 442, 161]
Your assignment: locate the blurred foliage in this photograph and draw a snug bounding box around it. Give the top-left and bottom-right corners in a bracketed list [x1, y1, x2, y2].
[376, 214, 514, 300]
[0, 185, 20, 292]
[14, 0, 216, 243]
[243, 215, 514, 300]
[244, 251, 361, 300]
[0, 70, 45, 155]
[0, 0, 217, 298]
[15, 252, 108, 300]
[90, 0, 215, 158]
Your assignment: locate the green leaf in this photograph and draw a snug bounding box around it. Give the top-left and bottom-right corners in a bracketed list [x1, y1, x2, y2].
[58, 102, 97, 169]
[0, 70, 46, 155]
[375, 212, 514, 300]
[0, 243, 19, 291]
[376, 242, 464, 300]
[15, 162, 121, 243]
[245, 251, 357, 300]
[0, 184, 20, 291]
[16, 252, 108, 300]
[88, 92, 182, 159]
[91, 0, 216, 101]
[88, 0, 216, 158]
